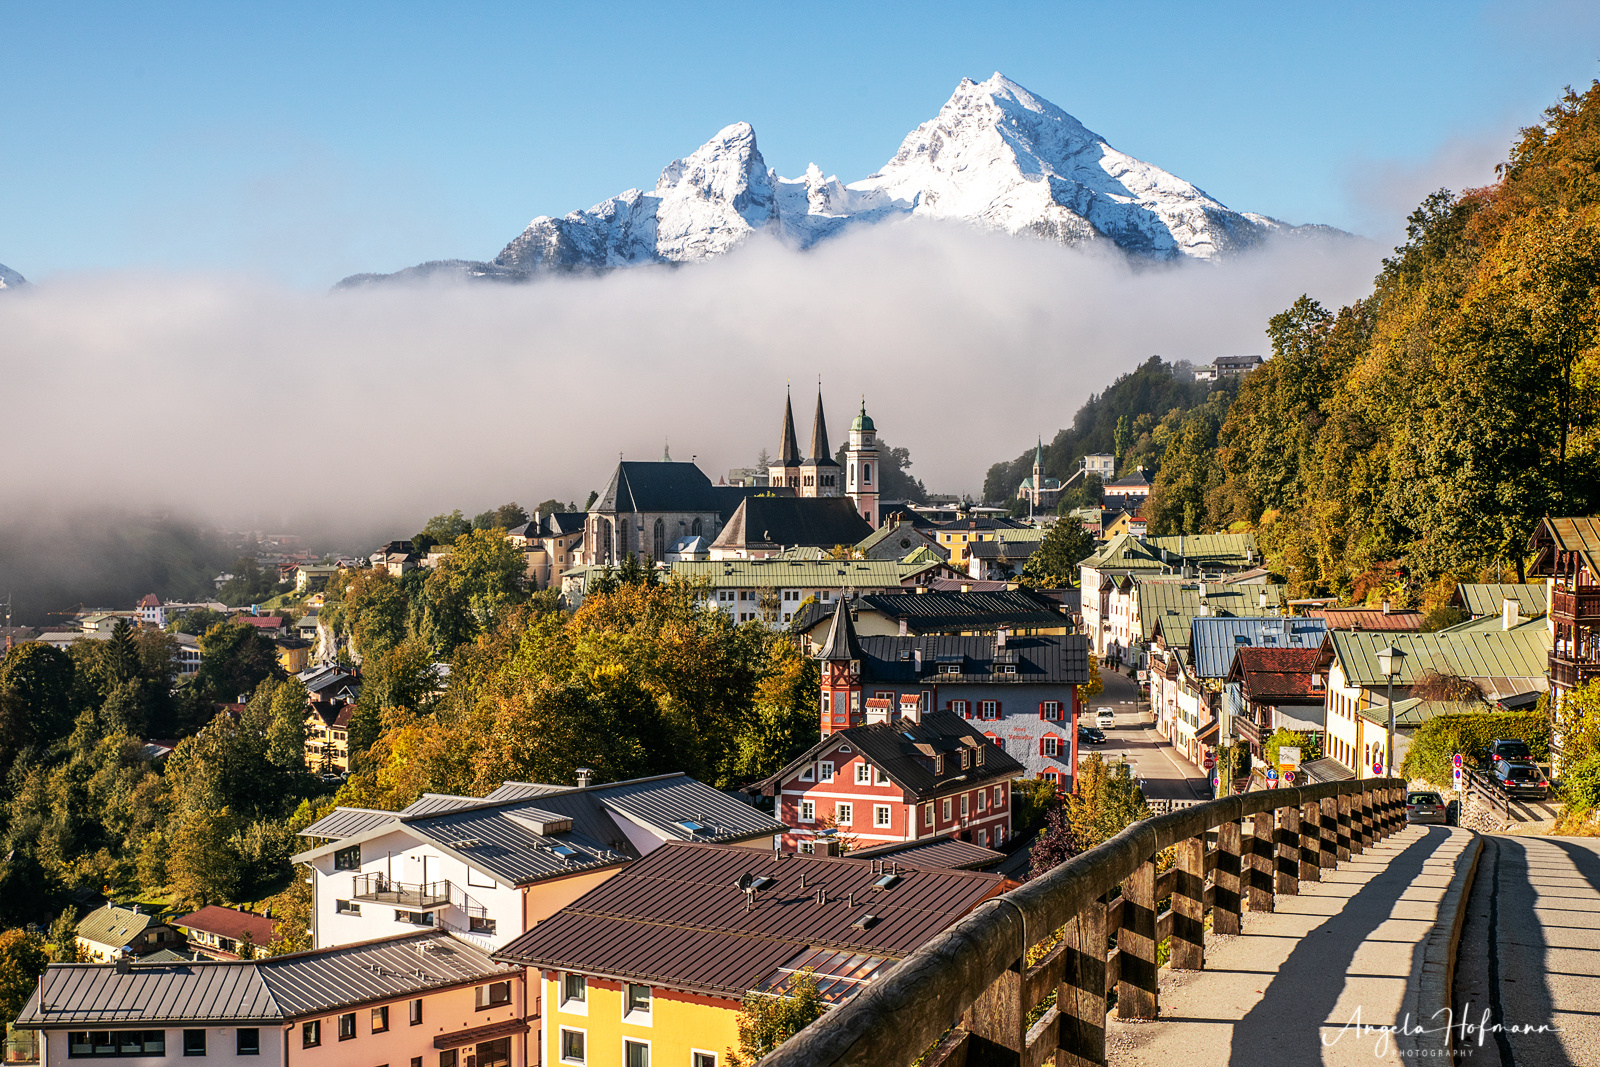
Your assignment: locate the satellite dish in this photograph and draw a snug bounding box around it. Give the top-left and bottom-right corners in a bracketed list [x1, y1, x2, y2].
[737, 873, 755, 892]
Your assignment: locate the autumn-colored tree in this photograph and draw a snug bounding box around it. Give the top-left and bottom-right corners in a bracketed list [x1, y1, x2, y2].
[1062, 753, 1150, 853]
[0, 928, 49, 1023]
[424, 528, 527, 653]
[727, 970, 824, 1067]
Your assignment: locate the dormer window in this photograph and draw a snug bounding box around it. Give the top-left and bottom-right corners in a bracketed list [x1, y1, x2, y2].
[935, 754, 944, 775]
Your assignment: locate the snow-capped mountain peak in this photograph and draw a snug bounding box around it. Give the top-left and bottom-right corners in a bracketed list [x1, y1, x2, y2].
[0, 262, 27, 289]
[342, 73, 1320, 287]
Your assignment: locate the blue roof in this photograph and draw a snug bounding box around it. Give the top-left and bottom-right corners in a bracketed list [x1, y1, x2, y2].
[1189, 616, 1328, 679]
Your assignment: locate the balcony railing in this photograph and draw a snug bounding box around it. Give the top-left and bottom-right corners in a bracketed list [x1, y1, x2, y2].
[1549, 653, 1600, 690]
[763, 777, 1407, 1067]
[1552, 587, 1600, 621]
[350, 873, 452, 908]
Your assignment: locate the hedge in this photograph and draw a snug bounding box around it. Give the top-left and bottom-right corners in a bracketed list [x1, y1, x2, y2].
[1401, 711, 1550, 787]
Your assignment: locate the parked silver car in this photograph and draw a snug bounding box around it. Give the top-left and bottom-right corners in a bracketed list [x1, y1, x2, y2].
[1405, 790, 1447, 825]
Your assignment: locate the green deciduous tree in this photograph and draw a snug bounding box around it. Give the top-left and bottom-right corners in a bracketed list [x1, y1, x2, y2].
[191, 621, 284, 705]
[728, 970, 824, 1067]
[1019, 520, 1095, 588]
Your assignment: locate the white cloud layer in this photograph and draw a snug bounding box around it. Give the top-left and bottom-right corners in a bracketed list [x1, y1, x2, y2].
[0, 221, 1383, 544]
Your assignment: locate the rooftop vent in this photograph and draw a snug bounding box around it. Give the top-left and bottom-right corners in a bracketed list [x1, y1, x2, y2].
[851, 914, 878, 931]
[750, 876, 776, 892]
[675, 820, 706, 835]
[871, 874, 901, 891]
[548, 844, 578, 859]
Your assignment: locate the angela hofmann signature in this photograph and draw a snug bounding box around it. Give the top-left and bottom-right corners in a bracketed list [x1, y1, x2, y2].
[1321, 1005, 1559, 1057]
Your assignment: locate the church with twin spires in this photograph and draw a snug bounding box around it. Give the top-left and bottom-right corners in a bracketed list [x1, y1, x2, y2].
[769, 388, 881, 528]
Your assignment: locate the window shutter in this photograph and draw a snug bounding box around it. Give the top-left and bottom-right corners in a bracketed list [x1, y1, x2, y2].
[1038, 702, 1045, 720]
[1038, 737, 1046, 756]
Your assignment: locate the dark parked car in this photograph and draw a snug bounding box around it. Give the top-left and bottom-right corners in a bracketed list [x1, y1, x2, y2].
[1493, 760, 1549, 799]
[1405, 790, 1447, 825]
[1488, 738, 1533, 764]
[1078, 725, 1107, 745]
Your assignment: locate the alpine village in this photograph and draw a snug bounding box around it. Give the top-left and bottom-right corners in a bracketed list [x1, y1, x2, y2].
[8, 69, 1600, 1067]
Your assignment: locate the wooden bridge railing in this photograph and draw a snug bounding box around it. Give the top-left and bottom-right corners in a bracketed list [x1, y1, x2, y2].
[762, 777, 1405, 1067]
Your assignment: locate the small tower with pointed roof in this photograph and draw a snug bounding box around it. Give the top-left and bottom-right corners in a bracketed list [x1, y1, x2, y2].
[845, 398, 880, 528]
[797, 388, 841, 499]
[769, 388, 803, 490]
[817, 596, 864, 734]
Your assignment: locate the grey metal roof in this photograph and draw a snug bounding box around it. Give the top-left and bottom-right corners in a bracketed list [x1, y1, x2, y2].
[16, 932, 510, 1029]
[593, 461, 723, 515]
[298, 807, 398, 840]
[762, 711, 1025, 799]
[1188, 617, 1327, 679]
[402, 801, 631, 886]
[1453, 583, 1548, 619]
[793, 589, 1067, 638]
[75, 906, 159, 949]
[854, 633, 1090, 686]
[400, 794, 486, 816]
[596, 777, 785, 844]
[483, 781, 576, 801]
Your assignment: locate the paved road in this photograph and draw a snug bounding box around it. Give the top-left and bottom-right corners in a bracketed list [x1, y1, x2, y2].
[1110, 825, 1478, 1066]
[1085, 669, 1211, 802]
[1451, 835, 1600, 1066]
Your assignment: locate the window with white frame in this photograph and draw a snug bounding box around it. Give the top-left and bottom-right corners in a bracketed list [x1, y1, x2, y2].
[855, 763, 871, 784]
[561, 973, 587, 1012]
[836, 802, 853, 825]
[692, 1052, 718, 1067]
[874, 805, 891, 827]
[951, 699, 969, 716]
[980, 700, 998, 720]
[960, 794, 969, 817]
[799, 765, 814, 782]
[625, 1039, 650, 1067]
[821, 691, 831, 713]
[876, 766, 889, 785]
[942, 798, 953, 821]
[924, 803, 934, 827]
[1042, 737, 1059, 757]
[800, 800, 815, 822]
[977, 790, 987, 812]
[559, 1027, 587, 1065]
[624, 984, 652, 1023]
[1042, 701, 1060, 720]
[819, 761, 834, 782]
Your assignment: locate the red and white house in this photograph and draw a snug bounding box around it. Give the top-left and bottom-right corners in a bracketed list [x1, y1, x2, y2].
[813, 596, 1091, 790]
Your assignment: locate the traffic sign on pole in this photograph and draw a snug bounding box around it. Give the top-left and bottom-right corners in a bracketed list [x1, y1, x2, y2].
[1372, 762, 1384, 776]
[1452, 753, 1464, 769]
[1266, 768, 1278, 781]
[1284, 770, 1296, 784]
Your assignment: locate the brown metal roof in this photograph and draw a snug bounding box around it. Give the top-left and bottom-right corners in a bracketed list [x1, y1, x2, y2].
[1319, 608, 1425, 632]
[493, 842, 1004, 998]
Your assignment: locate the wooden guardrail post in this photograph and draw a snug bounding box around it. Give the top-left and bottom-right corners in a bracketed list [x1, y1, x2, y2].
[1374, 786, 1390, 838]
[1059, 898, 1107, 1067]
[1387, 784, 1402, 835]
[1351, 789, 1369, 853]
[1214, 818, 1242, 935]
[1319, 795, 1338, 869]
[961, 961, 1024, 1066]
[1361, 788, 1377, 848]
[1337, 792, 1353, 860]
[1117, 860, 1158, 1020]
[1275, 803, 1299, 896]
[1248, 810, 1274, 913]
[1299, 801, 1321, 882]
[1170, 835, 1205, 970]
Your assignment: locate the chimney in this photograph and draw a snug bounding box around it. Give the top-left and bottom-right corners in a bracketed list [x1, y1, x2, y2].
[899, 618, 908, 637]
[1381, 600, 1391, 615]
[866, 704, 891, 725]
[113, 955, 131, 975]
[575, 767, 594, 788]
[913, 645, 922, 673]
[996, 627, 1009, 650]
[1258, 589, 1268, 609]
[1502, 598, 1519, 630]
[960, 583, 971, 593]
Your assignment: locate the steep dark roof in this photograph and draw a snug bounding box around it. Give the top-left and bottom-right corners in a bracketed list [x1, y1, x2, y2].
[1226, 646, 1327, 704]
[594, 462, 722, 514]
[711, 496, 871, 553]
[491, 842, 1003, 999]
[776, 391, 801, 467]
[767, 711, 1025, 798]
[853, 634, 1089, 686]
[817, 597, 864, 662]
[794, 589, 1066, 637]
[804, 391, 838, 467]
[539, 512, 587, 536]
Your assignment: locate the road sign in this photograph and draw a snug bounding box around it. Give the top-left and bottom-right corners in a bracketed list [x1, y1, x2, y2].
[1452, 754, 1464, 769]
[1211, 776, 1220, 788]
[1203, 756, 1216, 770]
[1372, 762, 1384, 776]
[1284, 770, 1296, 784]
[1279, 746, 1302, 768]
[1266, 768, 1278, 781]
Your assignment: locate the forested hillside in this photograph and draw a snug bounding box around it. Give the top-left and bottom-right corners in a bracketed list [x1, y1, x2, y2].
[983, 357, 1233, 504]
[1143, 82, 1600, 603]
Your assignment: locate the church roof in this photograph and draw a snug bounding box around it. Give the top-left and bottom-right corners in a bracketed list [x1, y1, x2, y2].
[776, 391, 802, 467]
[851, 401, 875, 433]
[803, 390, 839, 468]
[817, 596, 864, 661]
[710, 496, 873, 552]
[593, 462, 722, 515]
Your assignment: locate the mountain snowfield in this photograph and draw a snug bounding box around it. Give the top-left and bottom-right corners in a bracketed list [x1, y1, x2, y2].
[0, 263, 26, 289]
[341, 73, 1333, 287]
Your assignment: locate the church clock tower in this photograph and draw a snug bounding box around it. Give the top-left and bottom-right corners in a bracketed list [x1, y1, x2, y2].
[845, 399, 880, 528]
[816, 597, 863, 735]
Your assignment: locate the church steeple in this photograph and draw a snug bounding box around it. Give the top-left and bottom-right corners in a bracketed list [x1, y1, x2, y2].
[777, 389, 801, 465]
[809, 388, 831, 460]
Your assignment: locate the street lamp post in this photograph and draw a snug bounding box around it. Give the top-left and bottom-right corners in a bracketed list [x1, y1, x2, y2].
[1376, 646, 1407, 779]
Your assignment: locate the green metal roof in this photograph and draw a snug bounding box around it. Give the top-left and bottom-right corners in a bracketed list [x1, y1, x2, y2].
[77, 905, 159, 949]
[1359, 698, 1489, 728]
[1433, 614, 1548, 635]
[669, 557, 942, 590]
[1453, 583, 1548, 619]
[1143, 532, 1258, 566]
[1139, 582, 1288, 644]
[1081, 532, 1166, 571]
[1326, 629, 1550, 689]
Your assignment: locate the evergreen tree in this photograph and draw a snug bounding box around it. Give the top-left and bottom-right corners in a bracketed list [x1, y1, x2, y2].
[1020, 521, 1095, 588]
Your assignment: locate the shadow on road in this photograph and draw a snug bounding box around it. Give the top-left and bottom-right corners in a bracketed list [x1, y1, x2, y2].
[1227, 826, 1450, 1066]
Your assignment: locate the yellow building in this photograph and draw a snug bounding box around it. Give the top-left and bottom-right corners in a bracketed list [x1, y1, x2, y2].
[497, 842, 1006, 1067]
[275, 637, 313, 674]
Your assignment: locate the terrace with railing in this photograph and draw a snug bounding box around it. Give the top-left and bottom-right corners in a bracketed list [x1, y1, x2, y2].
[350, 872, 453, 909]
[764, 777, 1405, 1067]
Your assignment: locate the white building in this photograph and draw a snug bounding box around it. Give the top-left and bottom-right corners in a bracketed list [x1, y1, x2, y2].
[292, 773, 785, 953]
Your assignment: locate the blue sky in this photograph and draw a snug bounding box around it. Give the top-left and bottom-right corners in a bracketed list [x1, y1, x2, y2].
[3, 0, 1598, 286]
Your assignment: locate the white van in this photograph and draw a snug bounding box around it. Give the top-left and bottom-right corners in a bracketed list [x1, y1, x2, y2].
[1095, 707, 1116, 730]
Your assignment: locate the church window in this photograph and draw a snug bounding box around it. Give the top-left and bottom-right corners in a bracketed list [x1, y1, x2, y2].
[863, 464, 872, 484]
[692, 518, 702, 536]
[652, 519, 665, 561]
